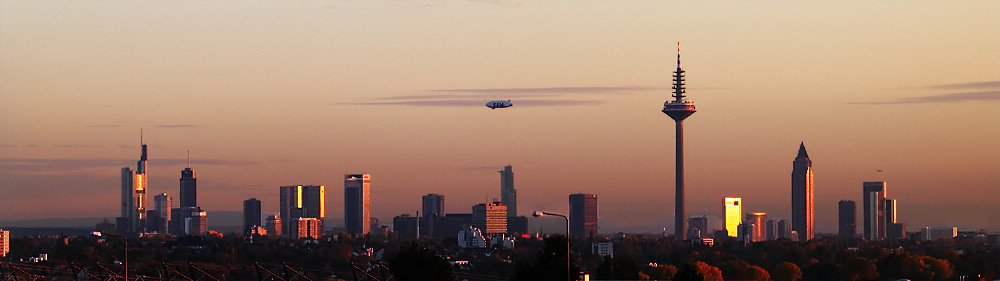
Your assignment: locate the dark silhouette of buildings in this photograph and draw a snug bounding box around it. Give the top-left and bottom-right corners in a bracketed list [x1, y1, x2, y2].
[839, 200, 856, 240]
[344, 174, 371, 235]
[569, 194, 598, 238]
[689, 216, 709, 239]
[863, 181, 887, 240]
[422, 194, 445, 217]
[179, 167, 197, 208]
[499, 165, 517, 217]
[791, 142, 815, 242]
[661, 43, 696, 240]
[243, 198, 262, 232]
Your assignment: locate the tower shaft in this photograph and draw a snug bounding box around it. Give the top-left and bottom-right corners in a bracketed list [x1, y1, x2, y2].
[674, 120, 686, 240]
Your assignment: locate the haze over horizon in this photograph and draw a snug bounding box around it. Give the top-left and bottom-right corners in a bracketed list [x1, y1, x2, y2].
[1, 1, 998, 234]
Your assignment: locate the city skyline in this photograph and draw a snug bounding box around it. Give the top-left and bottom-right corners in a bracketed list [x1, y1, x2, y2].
[1, 1, 998, 234]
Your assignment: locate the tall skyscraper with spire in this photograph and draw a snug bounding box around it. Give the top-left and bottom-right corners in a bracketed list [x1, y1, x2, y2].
[499, 165, 517, 217]
[180, 151, 197, 208]
[117, 132, 149, 234]
[791, 142, 815, 242]
[662, 42, 696, 240]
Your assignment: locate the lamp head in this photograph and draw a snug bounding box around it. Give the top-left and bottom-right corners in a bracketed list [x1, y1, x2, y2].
[90, 231, 102, 237]
[532, 211, 543, 217]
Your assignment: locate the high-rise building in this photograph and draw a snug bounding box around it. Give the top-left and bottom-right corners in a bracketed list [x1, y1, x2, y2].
[689, 216, 709, 239]
[179, 167, 196, 208]
[0, 229, 8, 257]
[777, 219, 790, 239]
[472, 202, 507, 237]
[662, 43, 696, 240]
[723, 197, 742, 237]
[885, 199, 897, 225]
[863, 182, 887, 241]
[344, 174, 371, 235]
[280, 185, 325, 237]
[791, 142, 814, 242]
[569, 194, 599, 238]
[265, 215, 282, 236]
[185, 207, 207, 235]
[422, 194, 445, 217]
[244, 198, 262, 232]
[839, 200, 856, 240]
[499, 165, 517, 217]
[766, 220, 778, 241]
[152, 193, 171, 233]
[119, 167, 133, 234]
[746, 212, 767, 242]
[888, 223, 906, 240]
[294, 217, 322, 239]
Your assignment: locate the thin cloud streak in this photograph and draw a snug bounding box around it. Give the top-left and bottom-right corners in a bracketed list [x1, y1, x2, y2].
[155, 124, 201, 128]
[430, 86, 655, 94]
[350, 99, 604, 107]
[924, 81, 1000, 90]
[0, 158, 259, 173]
[850, 90, 1000, 104]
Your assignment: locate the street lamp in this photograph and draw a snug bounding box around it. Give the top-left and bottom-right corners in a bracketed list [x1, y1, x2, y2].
[91, 232, 126, 280]
[533, 211, 571, 281]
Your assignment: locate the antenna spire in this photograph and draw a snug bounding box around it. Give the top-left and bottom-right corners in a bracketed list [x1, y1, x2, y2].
[672, 42, 687, 101]
[140, 128, 144, 145]
[187, 150, 191, 168]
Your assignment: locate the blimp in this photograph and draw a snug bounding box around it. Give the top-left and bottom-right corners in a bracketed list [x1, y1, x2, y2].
[486, 100, 513, 109]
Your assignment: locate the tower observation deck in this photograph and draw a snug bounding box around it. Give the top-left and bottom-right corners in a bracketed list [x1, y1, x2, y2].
[662, 42, 696, 240]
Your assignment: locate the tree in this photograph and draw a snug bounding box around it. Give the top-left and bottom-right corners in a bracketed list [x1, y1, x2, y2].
[594, 254, 643, 280]
[744, 265, 771, 281]
[771, 262, 802, 281]
[844, 257, 878, 280]
[675, 261, 723, 281]
[643, 264, 678, 280]
[512, 235, 579, 281]
[387, 242, 455, 281]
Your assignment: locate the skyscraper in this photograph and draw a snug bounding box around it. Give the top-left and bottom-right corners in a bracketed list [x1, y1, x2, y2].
[179, 167, 196, 208]
[688, 216, 709, 239]
[746, 212, 767, 242]
[0, 229, 8, 257]
[863, 182, 887, 241]
[422, 194, 445, 217]
[662, 43, 696, 240]
[499, 165, 517, 217]
[344, 174, 371, 235]
[885, 199, 897, 225]
[472, 202, 507, 237]
[280, 185, 325, 237]
[723, 197, 742, 237]
[134, 139, 148, 233]
[791, 142, 814, 242]
[569, 194, 599, 238]
[244, 198, 262, 232]
[839, 200, 856, 240]
[153, 193, 171, 233]
[118, 167, 133, 234]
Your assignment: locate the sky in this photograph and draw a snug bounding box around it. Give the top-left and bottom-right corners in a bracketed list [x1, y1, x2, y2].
[1, 0, 998, 234]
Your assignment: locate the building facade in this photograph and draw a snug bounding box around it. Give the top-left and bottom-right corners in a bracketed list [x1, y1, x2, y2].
[569, 193, 599, 238]
[422, 194, 445, 217]
[0, 229, 8, 257]
[839, 200, 857, 240]
[473, 202, 507, 237]
[280, 185, 325, 237]
[724, 197, 742, 237]
[153, 193, 171, 233]
[791, 142, 814, 242]
[863, 182, 887, 240]
[344, 174, 371, 235]
[746, 212, 767, 242]
[499, 165, 517, 217]
[689, 216, 709, 239]
[179, 167, 196, 208]
[243, 198, 262, 232]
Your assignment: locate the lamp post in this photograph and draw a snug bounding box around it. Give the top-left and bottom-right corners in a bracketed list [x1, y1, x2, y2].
[533, 211, 571, 281]
[92, 232, 126, 280]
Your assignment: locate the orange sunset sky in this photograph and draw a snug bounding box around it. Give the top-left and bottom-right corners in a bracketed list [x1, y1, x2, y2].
[1, 0, 998, 233]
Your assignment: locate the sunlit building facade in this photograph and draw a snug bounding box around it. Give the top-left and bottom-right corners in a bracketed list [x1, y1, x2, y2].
[724, 197, 742, 237]
[280, 185, 325, 237]
[863, 182, 887, 241]
[746, 212, 767, 242]
[473, 202, 507, 237]
[153, 193, 171, 233]
[791, 142, 814, 242]
[344, 174, 371, 235]
[294, 217, 322, 239]
[0, 229, 8, 257]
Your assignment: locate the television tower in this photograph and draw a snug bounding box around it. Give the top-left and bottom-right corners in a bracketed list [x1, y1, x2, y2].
[662, 42, 696, 240]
